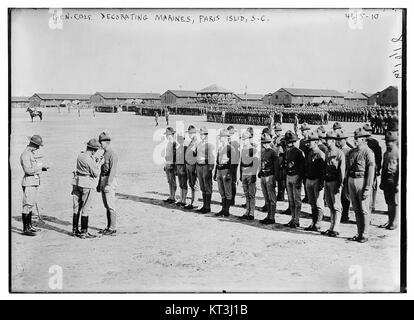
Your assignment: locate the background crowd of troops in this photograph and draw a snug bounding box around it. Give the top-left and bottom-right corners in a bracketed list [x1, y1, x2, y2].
[161, 117, 399, 243]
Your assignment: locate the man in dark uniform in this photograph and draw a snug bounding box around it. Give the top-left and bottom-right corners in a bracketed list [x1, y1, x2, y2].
[379, 131, 399, 230]
[299, 123, 311, 203]
[195, 126, 215, 213]
[97, 132, 119, 236]
[258, 133, 279, 225]
[363, 123, 382, 212]
[284, 131, 305, 228]
[347, 128, 375, 243]
[71, 138, 101, 238]
[227, 125, 240, 206]
[184, 125, 200, 209]
[155, 112, 159, 126]
[214, 129, 237, 217]
[303, 132, 326, 232]
[20, 135, 50, 236]
[293, 114, 299, 135]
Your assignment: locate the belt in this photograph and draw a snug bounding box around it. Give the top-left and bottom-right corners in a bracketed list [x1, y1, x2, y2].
[217, 164, 230, 170]
[349, 172, 365, 178]
[76, 172, 89, 176]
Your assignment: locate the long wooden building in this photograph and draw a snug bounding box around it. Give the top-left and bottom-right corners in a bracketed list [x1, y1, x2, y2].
[29, 93, 91, 107]
[160, 90, 197, 104]
[270, 88, 345, 105]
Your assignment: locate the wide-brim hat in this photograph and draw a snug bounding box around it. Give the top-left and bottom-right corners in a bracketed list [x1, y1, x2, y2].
[384, 131, 398, 142]
[354, 128, 371, 138]
[28, 134, 43, 147]
[325, 130, 338, 140]
[99, 132, 111, 142]
[317, 125, 326, 134]
[274, 123, 283, 131]
[300, 123, 311, 131]
[261, 133, 272, 143]
[241, 131, 252, 140]
[164, 127, 176, 135]
[285, 131, 299, 143]
[187, 125, 197, 134]
[306, 132, 320, 141]
[86, 138, 101, 150]
[199, 126, 209, 135]
[333, 122, 342, 130]
[335, 130, 348, 140]
[219, 129, 230, 137]
[363, 123, 373, 132]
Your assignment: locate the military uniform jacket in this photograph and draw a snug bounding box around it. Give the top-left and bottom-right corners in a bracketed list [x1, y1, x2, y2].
[347, 145, 375, 189]
[73, 151, 100, 189]
[381, 146, 399, 188]
[325, 147, 345, 183]
[100, 148, 118, 186]
[367, 137, 382, 174]
[305, 148, 326, 180]
[286, 146, 305, 178]
[20, 146, 43, 187]
[195, 140, 215, 166]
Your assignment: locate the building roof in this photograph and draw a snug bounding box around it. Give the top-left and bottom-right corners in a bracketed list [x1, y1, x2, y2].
[233, 93, 264, 101]
[278, 88, 344, 97]
[197, 84, 233, 94]
[95, 92, 161, 100]
[361, 93, 374, 98]
[164, 90, 198, 98]
[11, 96, 30, 102]
[31, 93, 91, 100]
[342, 92, 368, 100]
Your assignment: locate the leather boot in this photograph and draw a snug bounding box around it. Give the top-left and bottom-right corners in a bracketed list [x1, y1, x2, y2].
[103, 211, 117, 235]
[72, 213, 80, 236]
[203, 194, 212, 213]
[22, 213, 35, 236]
[196, 193, 206, 212]
[223, 199, 231, 217]
[215, 198, 226, 216]
[28, 212, 41, 232]
[80, 216, 96, 239]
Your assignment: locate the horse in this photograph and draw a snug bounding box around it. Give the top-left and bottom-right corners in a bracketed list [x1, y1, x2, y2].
[26, 107, 43, 122]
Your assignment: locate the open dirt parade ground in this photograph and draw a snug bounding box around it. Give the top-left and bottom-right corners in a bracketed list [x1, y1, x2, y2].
[10, 108, 400, 293]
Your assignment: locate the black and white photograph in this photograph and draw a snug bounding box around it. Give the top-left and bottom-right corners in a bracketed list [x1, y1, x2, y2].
[8, 6, 405, 294]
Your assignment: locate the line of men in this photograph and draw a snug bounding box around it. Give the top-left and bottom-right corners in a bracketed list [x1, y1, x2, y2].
[162, 120, 399, 243]
[19, 132, 119, 238]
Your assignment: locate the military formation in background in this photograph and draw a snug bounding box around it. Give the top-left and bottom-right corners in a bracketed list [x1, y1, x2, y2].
[160, 118, 400, 243]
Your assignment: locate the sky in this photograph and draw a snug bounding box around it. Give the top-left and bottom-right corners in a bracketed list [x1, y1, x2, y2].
[10, 8, 403, 96]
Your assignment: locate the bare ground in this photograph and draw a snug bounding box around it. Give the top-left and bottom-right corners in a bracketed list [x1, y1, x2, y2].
[10, 108, 400, 292]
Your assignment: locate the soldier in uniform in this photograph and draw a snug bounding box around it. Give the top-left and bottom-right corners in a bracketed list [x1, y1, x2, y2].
[333, 122, 353, 148]
[303, 131, 326, 232]
[165, 108, 170, 126]
[347, 128, 375, 243]
[184, 125, 200, 210]
[284, 131, 305, 228]
[162, 127, 177, 204]
[213, 129, 236, 217]
[293, 113, 299, 135]
[336, 130, 352, 223]
[228, 125, 240, 206]
[322, 131, 346, 237]
[71, 138, 101, 238]
[155, 111, 159, 126]
[175, 133, 188, 207]
[239, 130, 259, 220]
[379, 131, 399, 230]
[195, 126, 215, 213]
[20, 135, 50, 236]
[363, 123, 382, 212]
[299, 123, 311, 203]
[258, 133, 279, 224]
[97, 132, 119, 236]
[316, 125, 328, 153]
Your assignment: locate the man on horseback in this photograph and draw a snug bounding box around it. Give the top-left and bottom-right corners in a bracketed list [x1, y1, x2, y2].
[27, 103, 43, 122]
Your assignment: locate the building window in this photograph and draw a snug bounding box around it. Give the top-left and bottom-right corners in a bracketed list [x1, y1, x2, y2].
[275, 95, 278, 99]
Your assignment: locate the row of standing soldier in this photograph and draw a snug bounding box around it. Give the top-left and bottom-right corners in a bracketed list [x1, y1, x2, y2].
[162, 120, 399, 243]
